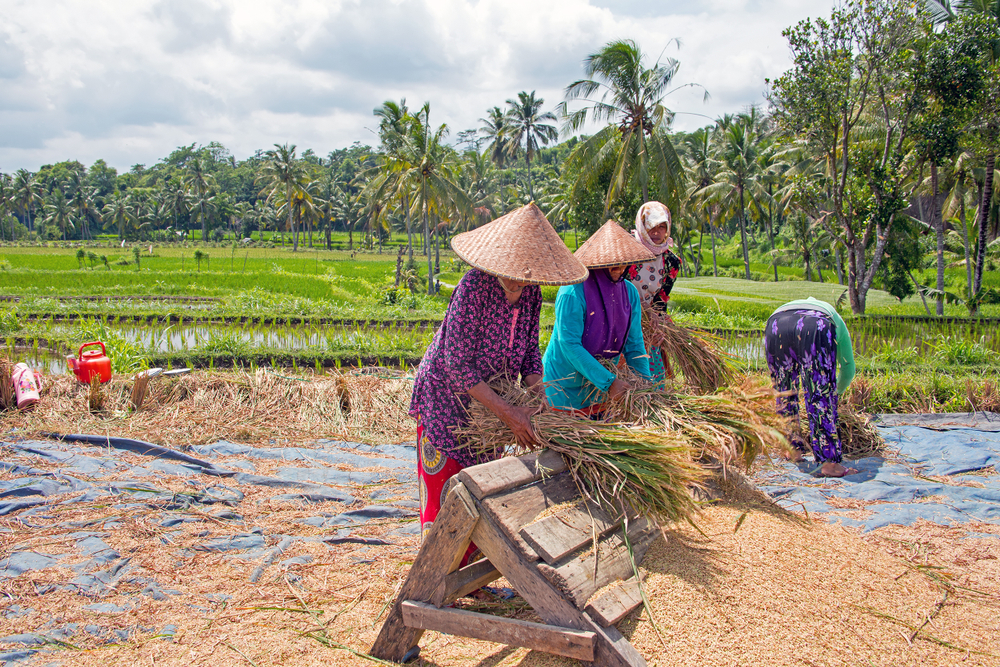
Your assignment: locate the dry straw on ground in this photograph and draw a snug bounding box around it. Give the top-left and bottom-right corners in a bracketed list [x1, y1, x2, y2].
[2, 368, 415, 448]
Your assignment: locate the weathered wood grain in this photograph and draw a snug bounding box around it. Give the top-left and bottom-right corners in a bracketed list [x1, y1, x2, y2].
[520, 500, 623, 565]
[370, 483, 479, 662]
[481, 471, 580, 561]
[584, 574, 647, 628]
[471, 500, 648, 667]
[457, 449, 567, 499]
[401, 601, 596, 661]
[430, 558, 500, 607]
[537, 518, 657, 609]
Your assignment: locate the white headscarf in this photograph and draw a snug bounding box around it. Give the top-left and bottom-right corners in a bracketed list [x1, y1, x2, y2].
[633, 201, 674, 255]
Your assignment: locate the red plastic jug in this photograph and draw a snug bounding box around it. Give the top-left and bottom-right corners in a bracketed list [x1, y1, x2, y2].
[68, 341, 113, 384]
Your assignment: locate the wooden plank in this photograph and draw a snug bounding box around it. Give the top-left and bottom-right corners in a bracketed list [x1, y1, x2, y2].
[481, 471, 580, 561]
[430, 558, 500, 607]
[471, 501, 647, 667]
[537, 518, 658, 609]
[520, 500, 623, 565]
[584, 574, 647, 628]
[370, 483, 480, 662]
[401, 601, 596, 662]
[457, 449, 567, 499]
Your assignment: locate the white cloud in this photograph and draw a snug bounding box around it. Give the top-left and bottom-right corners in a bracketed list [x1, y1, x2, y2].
[0, 0, 834, 172]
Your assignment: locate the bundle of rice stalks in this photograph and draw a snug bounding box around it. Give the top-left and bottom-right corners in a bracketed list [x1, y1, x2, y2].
[642, 309, 733, 393]
[454, 378, 707, 526]
[0, 356, 13, 410]
[600, 360, 791, 472]
[837, 404, 885, 459]
[795, 399, 886, 460]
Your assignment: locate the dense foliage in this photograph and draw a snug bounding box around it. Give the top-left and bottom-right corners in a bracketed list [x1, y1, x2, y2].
[1, 0, 998, 313]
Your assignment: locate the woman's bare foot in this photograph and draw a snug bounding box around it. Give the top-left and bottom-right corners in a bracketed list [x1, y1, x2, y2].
[817, 462, 858, 478]
[781, 449, 804, 463]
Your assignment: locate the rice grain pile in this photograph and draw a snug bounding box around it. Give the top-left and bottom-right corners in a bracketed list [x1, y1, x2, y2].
[642, 309, 733, 393]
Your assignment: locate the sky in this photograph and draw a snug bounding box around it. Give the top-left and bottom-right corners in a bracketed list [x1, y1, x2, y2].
[0, 0, 835, 172]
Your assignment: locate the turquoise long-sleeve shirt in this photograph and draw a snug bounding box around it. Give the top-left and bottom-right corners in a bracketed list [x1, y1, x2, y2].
[543, 280, 651, 410]
[772, 297, 856, 394]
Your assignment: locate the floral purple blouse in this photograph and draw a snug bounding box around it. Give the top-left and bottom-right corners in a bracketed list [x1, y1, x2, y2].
[409, 268, 544, 467]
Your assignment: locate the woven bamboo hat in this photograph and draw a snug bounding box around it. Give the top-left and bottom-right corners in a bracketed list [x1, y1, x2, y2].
[450, 203, 588, 285]
[574, 220, 656, 269]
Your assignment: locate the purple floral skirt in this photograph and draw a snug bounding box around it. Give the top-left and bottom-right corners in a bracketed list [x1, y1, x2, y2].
[764, 309, 841, 463]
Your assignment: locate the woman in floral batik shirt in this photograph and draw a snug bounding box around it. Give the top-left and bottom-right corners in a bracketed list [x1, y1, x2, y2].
[408, 204, 588, 546]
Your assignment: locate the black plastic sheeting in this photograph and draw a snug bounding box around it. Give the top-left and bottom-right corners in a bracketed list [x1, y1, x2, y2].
[0, 432, 418, 664]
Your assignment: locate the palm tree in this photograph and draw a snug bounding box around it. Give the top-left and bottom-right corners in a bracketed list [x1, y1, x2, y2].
[560, 39, 691, 214]
[362, 103, 473, 293]
[44, 189, 76, 241]
[183, 158, 216, 244]
[505, 91, 558, 202]
[681, 127, 721, 276]
[0, 173, 13, 241]
[374, 99, 417, 263]
[479, 106, 512, 213]
[13, 169, 42, 233]
[102, 192, 135, 242]
[700, 115, 767, 280]
[166, 181, 189, 240]
[68, 173, 99, 241]
[259, 144, 307, 251]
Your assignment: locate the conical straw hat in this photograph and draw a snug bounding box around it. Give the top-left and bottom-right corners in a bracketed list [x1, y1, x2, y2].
[574, 220, 656, 269]
[451, 203, 589, 285]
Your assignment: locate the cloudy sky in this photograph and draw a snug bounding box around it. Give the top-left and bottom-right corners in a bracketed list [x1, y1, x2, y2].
[1, 0, 834, 172]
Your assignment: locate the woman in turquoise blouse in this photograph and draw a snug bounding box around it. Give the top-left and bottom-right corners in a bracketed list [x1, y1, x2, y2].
[544, 221, 656, 414]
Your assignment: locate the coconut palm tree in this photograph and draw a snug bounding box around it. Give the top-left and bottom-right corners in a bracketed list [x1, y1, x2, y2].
[183, 158, 216, 244]
[102, 191, 135, 242]
[505, 91, 558, 202]
[700, 115, 768, 280]
[13, 169, 42, 233]
[0, 173, 13, 241]
[560, 39, 691, 214]
[258, 144, 308, 251]
[44, 189, 76, 241]
[479, 106, 513, 213]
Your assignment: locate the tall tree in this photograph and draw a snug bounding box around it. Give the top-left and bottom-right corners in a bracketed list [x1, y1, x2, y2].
[183, 158, 216, 244]
[258, 144, 307, 251]
[561, 39, 690, 215]
[504, 91, 558, 201]
[13, 169, 41, 233]
[770, 0, 923, 313]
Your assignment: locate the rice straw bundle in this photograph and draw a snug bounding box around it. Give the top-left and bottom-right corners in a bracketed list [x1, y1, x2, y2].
[837, 404, 885, 459]
[595, 359, 791, 471]
[0, 357, 13, 410]
[454, 377, 707, 526]
[641, 309, 733, 393]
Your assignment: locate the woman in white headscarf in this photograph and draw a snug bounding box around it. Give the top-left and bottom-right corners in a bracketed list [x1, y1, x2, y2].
[626, 201, 683, 381]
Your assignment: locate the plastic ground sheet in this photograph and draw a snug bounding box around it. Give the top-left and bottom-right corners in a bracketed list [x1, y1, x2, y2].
[755, 412, 1000, 531]
[0, 433, 419, 664]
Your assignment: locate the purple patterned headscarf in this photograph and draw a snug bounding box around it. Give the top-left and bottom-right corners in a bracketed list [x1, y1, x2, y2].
[581, 269, 632, 359]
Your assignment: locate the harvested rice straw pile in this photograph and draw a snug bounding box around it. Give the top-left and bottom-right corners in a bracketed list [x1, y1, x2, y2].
[600, 359, 791, 472]
[0, 356, 13, 410]
[454, 377, 707, 526]
[6, 368, 415, 447]
[794, 399, 887, 459]
[642, 308, 733, 393]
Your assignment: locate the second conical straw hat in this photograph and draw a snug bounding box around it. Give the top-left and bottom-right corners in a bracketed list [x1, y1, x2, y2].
[450, 203, 588, 285]
[574, 220, 656, 269]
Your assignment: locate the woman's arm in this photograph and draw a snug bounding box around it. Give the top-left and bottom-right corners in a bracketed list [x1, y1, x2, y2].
[467, 381, 540, 449]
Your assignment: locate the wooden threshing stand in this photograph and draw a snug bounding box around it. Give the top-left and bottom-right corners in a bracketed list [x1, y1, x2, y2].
[371, 450, 658, 665]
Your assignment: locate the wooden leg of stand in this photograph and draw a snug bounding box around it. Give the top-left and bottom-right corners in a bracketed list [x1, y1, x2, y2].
[370, 482, 479, 662]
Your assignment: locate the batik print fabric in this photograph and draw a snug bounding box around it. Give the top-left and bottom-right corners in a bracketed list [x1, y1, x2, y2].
[626, 248, 682, 310]
[416, 417, 479, 562]
[409, 268, 543, 469]
[627, 248, 682, 382]
[764, 309, 842, 463]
